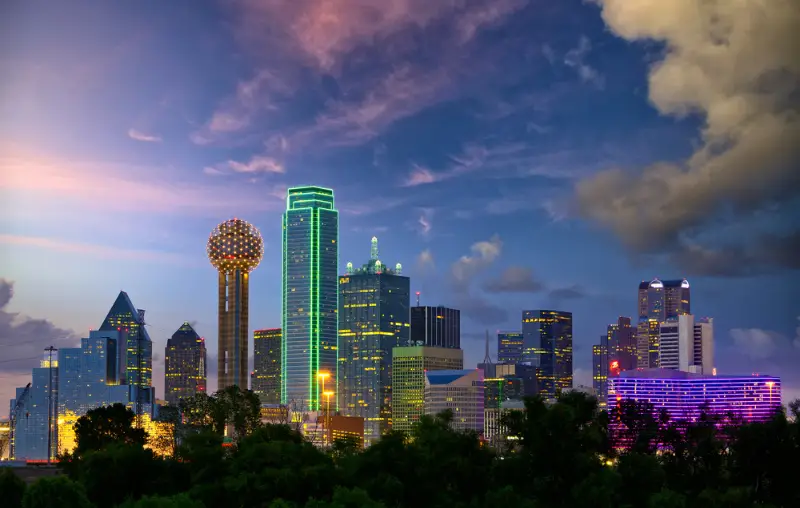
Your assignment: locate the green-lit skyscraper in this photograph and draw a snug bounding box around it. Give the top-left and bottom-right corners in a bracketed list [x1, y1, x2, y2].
[282, 186, 339, 411]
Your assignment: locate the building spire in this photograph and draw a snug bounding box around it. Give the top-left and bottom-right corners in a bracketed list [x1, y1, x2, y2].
[483, 329, 492, 365]
[370, 236, 379, 260]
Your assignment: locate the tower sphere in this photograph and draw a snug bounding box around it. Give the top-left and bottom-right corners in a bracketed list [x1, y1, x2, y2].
[207, 218, 264, 273]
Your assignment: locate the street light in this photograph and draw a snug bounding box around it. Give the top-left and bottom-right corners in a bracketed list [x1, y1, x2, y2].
[317, 372, 330, 411]
[323, 390, 334, 446]
[766, 381, 775, 408]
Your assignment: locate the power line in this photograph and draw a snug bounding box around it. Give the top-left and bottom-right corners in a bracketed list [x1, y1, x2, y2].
[0, 355, 43, 364]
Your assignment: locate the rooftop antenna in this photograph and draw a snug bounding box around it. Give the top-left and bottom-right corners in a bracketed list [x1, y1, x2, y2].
[483, 330, 492, 365]
[370, 236, 379, 261]
[415, 291, 420, 307]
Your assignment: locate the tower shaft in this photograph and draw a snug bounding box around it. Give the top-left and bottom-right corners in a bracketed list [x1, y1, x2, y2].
[218, 270, 250, 391]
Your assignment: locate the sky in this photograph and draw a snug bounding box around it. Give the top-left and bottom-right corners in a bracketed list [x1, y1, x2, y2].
[1, 0, 799, 407]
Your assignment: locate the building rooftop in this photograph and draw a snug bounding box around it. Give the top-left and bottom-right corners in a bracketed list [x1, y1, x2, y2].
[619, 368, 778, 381]
[425, 369, 478, 385]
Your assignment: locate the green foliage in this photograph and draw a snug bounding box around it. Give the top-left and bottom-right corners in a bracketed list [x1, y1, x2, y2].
[21, 475, 92, 508]
[73, 403, 147, 456]
[118, 493, 203, 508]
[0, 467, 26, 508]
[51, 391, 800, 508]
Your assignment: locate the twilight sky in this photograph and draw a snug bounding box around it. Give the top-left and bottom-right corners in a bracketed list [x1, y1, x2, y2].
[1, 0, 799, 407]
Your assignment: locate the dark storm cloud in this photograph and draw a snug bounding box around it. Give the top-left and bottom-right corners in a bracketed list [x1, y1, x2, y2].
[0, 279, 79, 373]
[482, 266, 545, 293]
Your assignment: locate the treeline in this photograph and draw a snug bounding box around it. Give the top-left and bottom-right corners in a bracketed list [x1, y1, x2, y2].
[1, 388, 799, 508]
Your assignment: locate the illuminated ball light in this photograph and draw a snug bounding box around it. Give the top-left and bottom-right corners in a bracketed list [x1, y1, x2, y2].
[207, 218, 264, 273]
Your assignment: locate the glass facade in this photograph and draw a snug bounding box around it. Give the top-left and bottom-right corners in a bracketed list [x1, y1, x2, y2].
[253, 328, 282, 404]
[338, 243, 410, 445]
[497, 332, 523, 363]
[410, 306, 460, 348]
[391, 346, 463, 434]
[521, 310, 573, 400]
[592, 337, 609, 409]
[282, 186, 339, 411]
[637, 279, 690, 368]
[164, 322, 207, 406]
[10, 359, 58, 461]
[99, 291, 152, 404]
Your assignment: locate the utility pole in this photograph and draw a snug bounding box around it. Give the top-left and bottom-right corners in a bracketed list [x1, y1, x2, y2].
[44, 346, 58, 464]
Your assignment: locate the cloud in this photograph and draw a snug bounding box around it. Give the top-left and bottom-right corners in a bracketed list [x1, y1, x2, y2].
[0, 279, 79, 376]
[548, 285, 586, 302]
[205, 155, 286, 176]
[0, 145, 284, 217]
[404, 165, 438, 187]
[454, 294, 509, 325]
[127, 128, 162, 143]
[416, 249, 435, 271]
[667, 232, 800, 276]
[730, 328, 783, 360]
[417, 208, 434, 237]
[577, 0, 800, 272]
[191, 70, 292, 145]
[482, 266, 545, 293]
[451, 235, 503, 290]
[563, 36, 604, 87]
[0, 235, 195, 265]
[573, 367, 592, 389]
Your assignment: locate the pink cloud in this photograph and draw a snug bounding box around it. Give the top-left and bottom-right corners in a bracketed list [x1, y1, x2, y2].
[228, 155, 285, 174]
[404, 164, 439, 186]
[0, 144, 284, 216]
[0, 235, 194, 264]
[127, 128, 162, 143]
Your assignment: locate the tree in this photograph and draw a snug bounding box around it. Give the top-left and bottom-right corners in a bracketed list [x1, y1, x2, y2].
[118, 493, 204, 508]
[21, 476, 92, 508]
[73, 403, 147, 455]
[180, 386, 261, 441]
[306, 487, 386, 508]
[0, 467, 26, 508]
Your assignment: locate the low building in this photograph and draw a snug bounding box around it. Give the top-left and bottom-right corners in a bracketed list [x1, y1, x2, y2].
[424, 369, 484, 435]
[609, 369, 781, 449]
[484, 398, 525, 448]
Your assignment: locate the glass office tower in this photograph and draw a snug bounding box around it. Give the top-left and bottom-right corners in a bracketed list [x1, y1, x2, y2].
[164, 322, 207, 406]
[253, 328, 282, 404]
[497, 332, 523, 363]
[339, 237, 410, 444]
[282, 186, 339, 411]
[521, 310, 573, 400]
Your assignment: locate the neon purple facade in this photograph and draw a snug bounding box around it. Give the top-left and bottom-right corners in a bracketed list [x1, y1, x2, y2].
[608, 369, 781, 447]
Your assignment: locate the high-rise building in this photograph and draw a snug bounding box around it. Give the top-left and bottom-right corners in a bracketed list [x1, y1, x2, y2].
[521, 310, 573, 400]
[207, 218, 264, 391]
[392, 346, 463, 434]
[9, 353, 58, 461]
[659, 315, 714, 374]
[164, 322, 207, 406]
[637, 278, 690, 368]
[497, 332, 523, 363]
[592, 336, 609, 409]
[253, 328, 282, 404]
[282, 186, 339, 411]
[607, 316, 637, 373]
[410, 306, 460, 348]
[99, 291, 153, 404]
[338, 237, 410, 445]
[424, 369, 485, 435]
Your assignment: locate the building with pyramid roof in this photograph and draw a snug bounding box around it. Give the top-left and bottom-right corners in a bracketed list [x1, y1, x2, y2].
[165, 322, 207, 406]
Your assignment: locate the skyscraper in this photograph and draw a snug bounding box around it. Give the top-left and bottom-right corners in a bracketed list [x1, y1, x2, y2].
[339, 237, 410, 444]
[392, 346, 463, 434]
[424, 369, 485, 435]
[207, 218, 264, 391]
[164, 322, 207, 406]
[592, 336, 609, 409]
[637, 278, 690, 368]
[98, 291, 153, 407]
[410, 306, 460, 348]
[282, 186, 339, 411]
[9, 354, 58, 461]
[521, 310, 573, 400]
[659, 315, 714, 374]
[497, 332, 523, 363]
[607, 316, 637, 373]
[253, 328, 282, 404]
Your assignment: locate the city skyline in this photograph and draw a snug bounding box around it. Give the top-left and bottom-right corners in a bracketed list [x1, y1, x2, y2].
[1, 0, 798, 408]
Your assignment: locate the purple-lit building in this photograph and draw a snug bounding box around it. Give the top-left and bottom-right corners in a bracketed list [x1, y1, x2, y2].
[609, 369, 781, 447]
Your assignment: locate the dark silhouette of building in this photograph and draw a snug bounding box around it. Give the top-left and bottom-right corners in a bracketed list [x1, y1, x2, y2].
[521, 310, 573, 400]
[253, 328, 281, 404]
[164, 322, 207, 406]
[410, 306, 460, 349]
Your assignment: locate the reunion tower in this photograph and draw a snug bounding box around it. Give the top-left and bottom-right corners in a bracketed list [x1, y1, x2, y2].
[207, 218, 263, 391]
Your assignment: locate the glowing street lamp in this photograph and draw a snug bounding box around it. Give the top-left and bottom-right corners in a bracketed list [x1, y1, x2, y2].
[323, 390, 334, 446]
[766, 381, 775, 406]
[317, 372, 330, 410]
